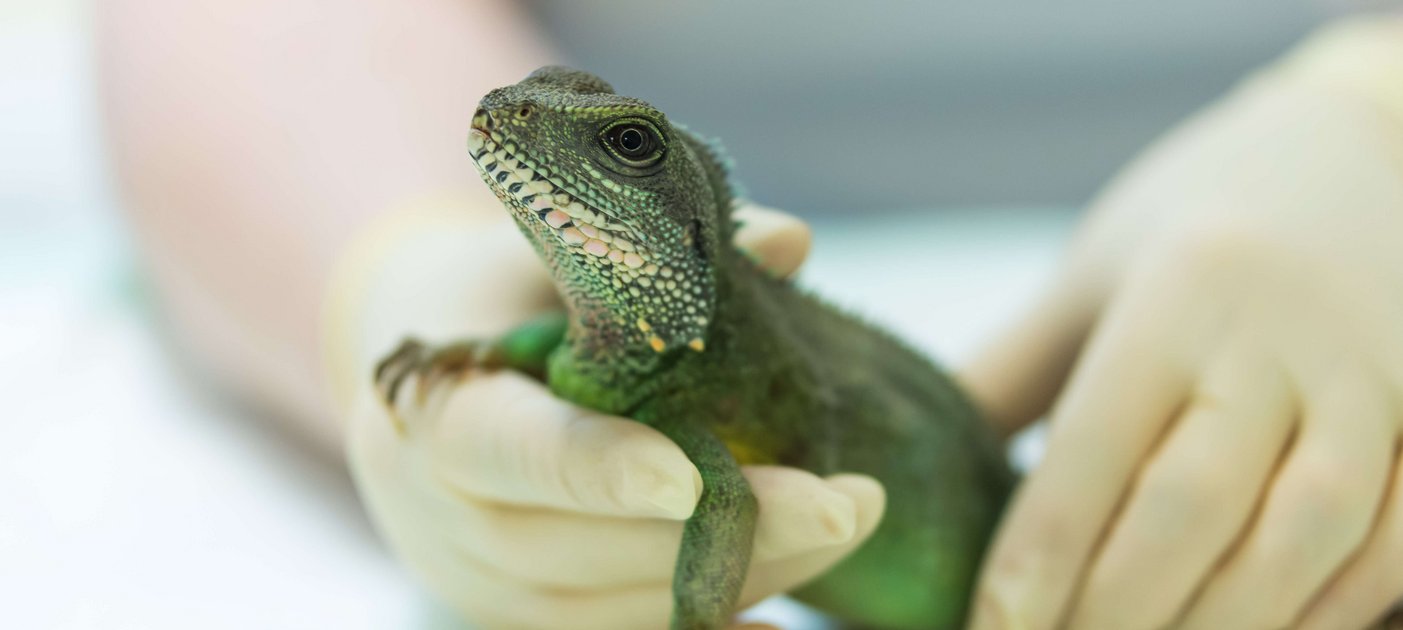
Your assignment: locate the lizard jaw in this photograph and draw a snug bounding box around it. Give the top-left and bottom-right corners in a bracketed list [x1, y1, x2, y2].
[468, 125, 712, 355]
[469, 127, 658, 275]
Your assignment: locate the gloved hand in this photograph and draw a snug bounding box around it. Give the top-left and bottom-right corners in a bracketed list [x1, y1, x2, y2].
[329, 201, 884, 630]
[964, 19, 1403, 630]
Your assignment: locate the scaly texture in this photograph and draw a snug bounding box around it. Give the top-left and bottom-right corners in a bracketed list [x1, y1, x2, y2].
[465, 66, 1014, 630]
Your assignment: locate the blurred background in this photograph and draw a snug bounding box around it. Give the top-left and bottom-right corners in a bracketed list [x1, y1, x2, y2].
[0, 0, 1376, 628]
[533, 1, 1339, 210]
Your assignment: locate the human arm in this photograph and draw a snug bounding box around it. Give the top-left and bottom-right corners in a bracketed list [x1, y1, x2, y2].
[97, 0, 553, 451]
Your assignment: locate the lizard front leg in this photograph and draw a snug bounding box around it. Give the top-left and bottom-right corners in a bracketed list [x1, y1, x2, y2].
[372, 312, 567, 433]
[653, 416, 759, 630]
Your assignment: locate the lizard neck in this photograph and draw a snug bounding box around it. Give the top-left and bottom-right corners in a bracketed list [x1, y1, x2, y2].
[547, 127, 743, 413]
[549, 239, 758, 415]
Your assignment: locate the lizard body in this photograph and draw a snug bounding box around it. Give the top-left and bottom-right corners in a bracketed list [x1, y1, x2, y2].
[383, 67, 1014, 630]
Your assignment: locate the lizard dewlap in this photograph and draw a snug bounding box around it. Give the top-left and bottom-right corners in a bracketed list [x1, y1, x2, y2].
[379, 66, 1014, 630]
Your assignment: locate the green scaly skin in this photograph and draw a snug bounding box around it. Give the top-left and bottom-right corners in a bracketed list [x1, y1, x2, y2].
[421, 67, 1013, 629]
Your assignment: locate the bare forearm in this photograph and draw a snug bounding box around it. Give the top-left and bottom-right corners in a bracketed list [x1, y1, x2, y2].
[97, 0, 552, 450]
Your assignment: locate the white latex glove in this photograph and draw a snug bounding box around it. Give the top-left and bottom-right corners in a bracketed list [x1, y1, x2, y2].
[964, 19, 1403, 630]
[327, 200, 884, 630]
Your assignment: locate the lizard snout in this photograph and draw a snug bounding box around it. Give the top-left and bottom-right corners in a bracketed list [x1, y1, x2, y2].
[471, 107, 491, 131]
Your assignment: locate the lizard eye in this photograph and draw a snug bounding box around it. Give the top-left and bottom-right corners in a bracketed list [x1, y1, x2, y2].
[601, 120, 665, 168]
[617, 127, 647, 154]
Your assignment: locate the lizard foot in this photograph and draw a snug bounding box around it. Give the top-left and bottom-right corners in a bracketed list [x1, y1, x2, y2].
[373, 338, 504, 435]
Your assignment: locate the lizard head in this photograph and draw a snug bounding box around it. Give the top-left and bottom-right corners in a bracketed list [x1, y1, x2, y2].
[469, 66, 724, 368]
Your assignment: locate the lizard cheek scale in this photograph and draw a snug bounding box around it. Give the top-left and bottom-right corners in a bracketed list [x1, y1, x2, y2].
[468, 101, 713, 361]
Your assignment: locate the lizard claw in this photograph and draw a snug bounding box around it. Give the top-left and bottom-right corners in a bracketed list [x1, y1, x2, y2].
[373, 338, 428, 435]
[372, 338, 500, 436]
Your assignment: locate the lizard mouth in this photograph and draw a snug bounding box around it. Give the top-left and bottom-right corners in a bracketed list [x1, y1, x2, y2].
[468, 127, 657, 274]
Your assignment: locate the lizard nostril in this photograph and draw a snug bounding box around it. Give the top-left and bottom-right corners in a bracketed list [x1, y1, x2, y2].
[473, 107, 491, 130]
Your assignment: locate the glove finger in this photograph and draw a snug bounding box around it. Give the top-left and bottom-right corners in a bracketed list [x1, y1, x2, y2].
[398, 532, 673, 630]
[970, 286, 1194, 630]
[381, 473, 880, 630]
[1066, 342, 1294, 628]
[420, 371, 704, 519]
[737, 474, 886, 608]
[956, 279, 1097, 438]
[1296, 444, 1403, 630]
[732, 202, 811, 279]
[353, 399, 671, 629]
[745, 466, 860, 560]
[407, 464, 868, 590]
[353, 380, 875, 587]
[1178, 371, 1395, 629]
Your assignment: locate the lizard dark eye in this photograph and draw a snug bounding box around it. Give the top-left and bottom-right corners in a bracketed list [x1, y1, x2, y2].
[601, 120, 664, 168]
[618, 127, 646, 153]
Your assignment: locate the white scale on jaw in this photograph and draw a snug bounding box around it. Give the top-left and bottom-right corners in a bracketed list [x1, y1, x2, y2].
[468, 125, 709, 353]
[468, 128, 659, 275]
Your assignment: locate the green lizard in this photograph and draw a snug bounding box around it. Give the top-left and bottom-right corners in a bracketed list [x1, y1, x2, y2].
[374, 66, 1014, 630]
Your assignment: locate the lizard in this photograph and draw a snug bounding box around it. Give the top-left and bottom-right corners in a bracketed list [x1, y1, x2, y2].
[374, 66, 1015, 630]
